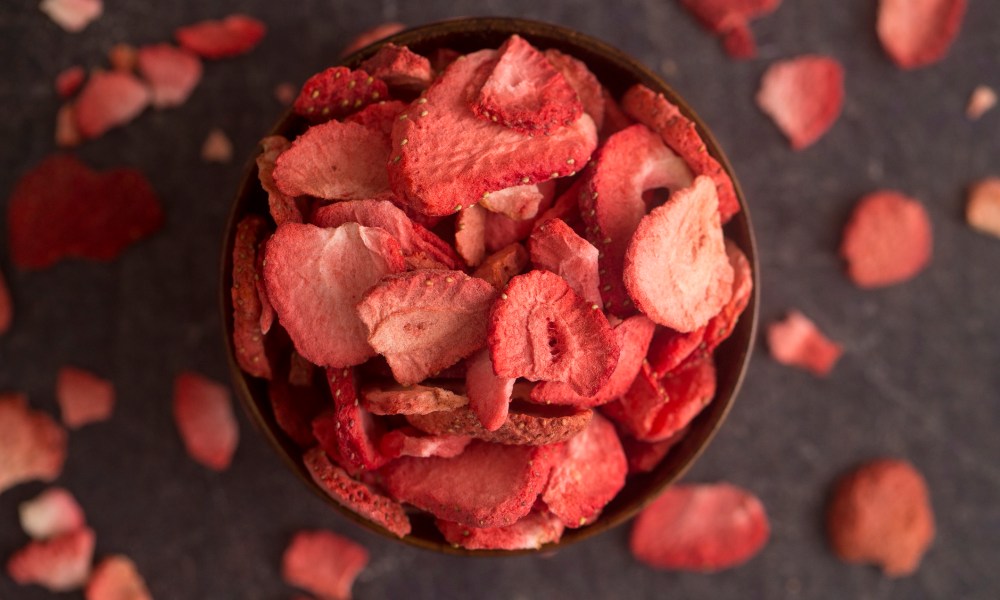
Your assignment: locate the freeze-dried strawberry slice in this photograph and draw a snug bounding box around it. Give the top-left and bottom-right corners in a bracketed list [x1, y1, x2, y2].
[631, 483, 770, 571]
[437, 511, 565, 550]
[274, 120, 391, 200]
[622, 84, 740, 223]
[359, 43, 434, 90]
[544, 49, 605, 131]
[269, 377, 325, 448]
[407, 402, 592, 446]
[482, 184, 546, 220]
[622, 428, 688, 474]
[473, 243, 529, 290]
[466, 348, 515, 431]
[85, 555, 152, 600]
[265, 223, 405, 367]
[256, 136, 304, 226]
[357, 271, 497, 385]
[389, 48, 597, 217]
[530, 315, 655, 408]
[231, 214, 271, 379]
[489, 270, 618, 396]
[6, 527, 95, 592]
[535, 177, 584, 231]
[19, 488, 86, 540]
[56, 66, 85, 98]
[473, 35, 583, 133]
[767, 310, 842, 377]
[40, 0, 102, 33]
[282, 530, 368, 600]
[380, 427, 472, 459]
[647, 327, 706, 378]
[840, 191, 933, 288]
[175, 14, 266, 59]
[136, 44, 202, 109]
[0, 394, 67, 495]
[484, 182, 557, 253]
[317, 367, 388, 472]
[345, 100, 409, 138]
[967, 178, 1000, 238]
[361, 383, 468, 415]
[529, 217, 602, 308]
[340, 22, 406, 57]
[292, 67, 388, 123]
[756, 55, 844, 150]
[703, 240, 753, 352]
[74, 71, 150, 139]
[0, 267, 11, 335]
[172, 371, 239, 471]
[303, 446, 412, 537]
[679, 0, 780, 59]
[455, 204, 488, 267]
[877, 0, 966, 69]
[382, 440, 559, 528]
[624, 176, 733, 332]
[56, 367, 115, 428]
[541, 413, 626, 528]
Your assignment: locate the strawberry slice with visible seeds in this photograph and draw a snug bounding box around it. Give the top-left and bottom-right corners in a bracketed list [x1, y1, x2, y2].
[56, 366, 115, 428]
[344, 100, 409, 138]
[257, 136, 305, 226]
[529, 217, 602, 308]
[172, 371, 239, 471]
[380, 427, 472, 459]
[85, 555, 152, 600]
[756, 55, 845, 150]
[18, 488, 85, 541]
[840, 191, 933, 288]
[282, 530, 368, 600]
[359, 43, 434, 90]
[472, 243, 529, 290]
[357, 271, 497, 385]
[703, 240, 753, 352]
[319, 367, 388, 472]
[175, 14, 266, 59]
[767, 310, 842, 377]
[631, 483, 770, 571]
[74, 71, 150, 139]
[55, 66, 85, 98]
[6, 527, 95, 592]
[544, 49, 605, 131]
[292, 67, 388, 123]
[0, 394, 67, 494]
[622, 428, 688, 474]
[465, 348, 515, 431]
[136, 44, 202, 109]
[231, 215, 272, 379]
[877, 0, 966, 69]
[40, 0, 102, 33]
[647, 327, 706, 378]
[488, 270, 618, 396]
[340, 22, 406, 57]
[437, 511, 565, 550]
[455, 204, 488, 267]
[361, 383, 468, 415]
[624, 176, 733, 332]
[0, 266, 12, 335]
[407, 402, 592, 446]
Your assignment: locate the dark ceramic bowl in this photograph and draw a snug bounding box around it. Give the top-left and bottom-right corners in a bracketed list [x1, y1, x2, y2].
[220, 17, 759, 555]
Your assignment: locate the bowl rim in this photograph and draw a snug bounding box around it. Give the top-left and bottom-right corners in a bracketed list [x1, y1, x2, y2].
[219, 15, 760, 556]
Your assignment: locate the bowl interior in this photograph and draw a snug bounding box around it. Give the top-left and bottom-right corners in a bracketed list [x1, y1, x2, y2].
[220, 17, 759, 555]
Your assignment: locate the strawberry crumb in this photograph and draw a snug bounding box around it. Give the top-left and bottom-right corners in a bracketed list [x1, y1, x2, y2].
[201, 128, 234, 163]
[767, 310, 842, 377]
[966, 85, 997, 120]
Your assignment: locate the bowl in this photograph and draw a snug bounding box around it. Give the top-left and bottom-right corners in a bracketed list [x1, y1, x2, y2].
[220, 16, 759, 555]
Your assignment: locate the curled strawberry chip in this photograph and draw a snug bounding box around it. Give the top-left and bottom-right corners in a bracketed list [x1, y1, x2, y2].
[85, 555, 152, 600]
[340, 22, 407, 57]
[320, 367, 388, 472]
[679, 0, 781, 59]
[74, 71, 150, 139]
[877, 0, 966, 69]
[967, 178, 1000, 238]
[175, 14, 266, 59]
[359, 43, 434, 90]
[437, 511, 565, 550]
[7, 527, 95, 592]
[379, 427, 472, 459]
[292, 67, 389, 124]
[40, 0, 102, 33]
[282, 530, 369, 600]
[703, 240, 753, 352]
[756, 55, 845, 150]
[172, 371, 239, 471]
[0, 267, 11, 335]
[136, 44, 203, 109]
[529, 217, 602, 308]
[56, 66, 86, 98]
[767, 310, 842, 377]
[56, 367, 115, 428]
[0, 393, 67, 495]
[231, 215, 272, 379]
[19, 488, 86, 540]
[472, 243, 529, 290]
[361, 382, 468, 415]
[407, 402, 593, 446]
[840, 191, 933, 288]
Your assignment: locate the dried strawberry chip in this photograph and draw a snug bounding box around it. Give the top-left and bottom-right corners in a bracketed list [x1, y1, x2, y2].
[827, 458, 935, 577]
[136, 44, 202, 109]
[703, 240, 753, 352]
[407, 402, 593, 446]
[340, 22, 406, 57]
[382, 440, 559, 528]
[535, 177, 585, 231]
[455, 204, 488, 267]
[541, 414, 626, 528]
[268, 377, 325, 448]
[256, 136, 304, 226]
[544, 49, 605, 131]
[0, 266, 11, 335]
[631, 483, 770, 571]
[437, 510, 565, 550]
[201, 128, 233, 163]
[175, 14, 266, 60]
[8, 156, 164, 269]
[840, 191, 933, 288]
[172, 371, 239, 471]
[472, 243, 529, 290]
[361, 382, 468, 415]
[7, 527, 95, 592]
[877, 0, 966, 69]
[357, 271, 497, 385]
[679, 0, 780, 59]
[282, 530, 368, 600]
[0, 393, 67, 495]
[389, 48, 597, 217]
[292, 67, 389, 124]
[967, 177, 1000, 238]
[74, 71, 150, 139]
[344, 100, 409, 139]
[481, 184, 546, 220]
[19, 488, 86, 540]
[317, 367, 388, 472]
[529, 217, 602, 308]
[85, 555, 152, 600]
[465, 348, 515, 431]
[966, 86, 997, 120]
[767, 310, 842, 377]
[483, 182, 556, 253]
[756, 55, 844, 150]
[303, 446, 412, 537]
[40, 0, 102, 33]
[380, 427, 472, 459]
[647, 327, 706, 377]
[56, 367, 115, 428]
[231, 214, 272, 379]
[55, 66, 85, 98]
[622, 428, 688, 474]
[359, 43, 434, 90]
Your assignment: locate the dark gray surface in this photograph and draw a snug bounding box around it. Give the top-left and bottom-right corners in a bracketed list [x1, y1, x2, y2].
[1, 1, 998, 598]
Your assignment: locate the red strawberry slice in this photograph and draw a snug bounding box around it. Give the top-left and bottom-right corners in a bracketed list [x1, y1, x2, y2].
[679, 0, 780, 59]
[136, 44, 202, 109]
[319, 367, 388, 472]
[85, 555, 152, 600]
[767, 310, 842, 377]
[407, 402, 592, 446]
[529, 217, 602, 308]
[0, 266, 11, 335]
[6, 527, 95, 592]
[756, 55, 844, 150]
[624, 176, 734, 332]
[381, 440, 559, 528]
[489, 270, 618, 396]
[541, 413, 626, 528]
[455, 204, 488, 267]
[303, 446, 412, 537]
[840, 191, 933, 288]
[472, 243, 529, 290]
[473, 35, 583, 133]
[268, 376, 325, 449]
[631, 483, 770, 571]
[74, 71, 150, 139]
[544, 49, 605, 131]
[437, 511, 565, 550]
[56, 367, 115, 428]
[703, 240, 753, 352]
[647, 327, 706, 378]
[292, 67, 389, 124]
[344, 100, 409, 138]
[481, 184, 546, 220]
[361, 383, 468, 415]
[379, 427, 472, 459]
[967, 177, 1000, 238]
[256, 136, 305, 226]
[877, 0, 966, 69]
[535, 177, 585, 231]
[340, 22, 406, 57]
[264, 223, 405, 367]
[359, 43, 434, 90]
[621, 84, 740, 222]
[174, 14, 266, 59]
[357, 271, 497, 385]
[622, 428, 688, 474]
[465, 348, 515, 431]
[579, 124, 694, 317]
[273, 120, 391, 200]
[282, 530, 368, 600]
[56, 66, 85, 98]
[18, 488, 86, 541]
[389, 48, 597, 217]
[0, 393, 67, 494]
[40, 0, 102, 33]
[172, 371, 239, 471]
[231, 215, 272, 379]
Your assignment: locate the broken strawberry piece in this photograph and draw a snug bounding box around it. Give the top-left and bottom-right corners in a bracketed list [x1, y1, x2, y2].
[622, 428, 687, 474]
[264, 223, 405, 367]
[529, 217, 602, 308]
[56, 367, 115, 428]
[827, 458, 935, 577]
[269, 377, 325, 448]
[19, 488, 86, 540]
[40, 0, 102, 33]
[74, 71, 150, 139]
[107, 43, 137, 72]
[679, 0, 780, 59]
[344, 100, 409, 139]
[631, 483, 770, 571]
[966, 85, 997, 120]
[323, 367, 388, 472]
[703, 240, 753, 352]
[256, 136, 304, 226]
[544, 49, 605, 131]
[136, 44, 203, 109]
[85, 555, 152, 600]
[472, 243, 529, 290]
[282, 530, 368, 600]
[465, 348, 515, 431]
[647, 327, 706, 377]
[359, 43, 434, 90]
[0, 394, 67, 495]
[357, 270, 497, 385]
[201, 128, 233, 163]
[379, 427, 472, 459]
[877, 0, 966, 69]
[7, 528, 95, 592]
[840, 191, 933, 288]
[56, 66, 86, 98]
[361, 382, 468, 415]
[967, 178, 1000, 238]
[231, 214, 272, 379]
[624, 176, 733, 332]
[175, 14, 266, 59]
[481, 184, 547, 221]
[437, 511, 565, 550]
[407, 403, 592, 446]
[455, 204, 488, 267]
[756, 55, 844, 150]
[172, 371, 239, 471]
[767, 310, 842, 377]
[292, 66, 389, 124]
[483, 184, 556, 253]
[0, 267, 11, 335]
[340, 22, 407, 57]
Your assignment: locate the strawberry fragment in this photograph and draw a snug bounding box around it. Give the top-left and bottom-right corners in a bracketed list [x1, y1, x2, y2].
[379, 427, 472, 459]
[172, 371, 239, 471]
[437, 511, 565, 550]
[703, 241, 753, 352]
[74, 71, 150, 139]
[56, 367, 115, 428]
[455, 204, 488, 267]
[0, 267, 11, 335]
[323, 367, 388, 472]
[0, 393, 67, 495]
[282, 530, 368, 600]
[966, 86, 997, 120]
[544, 49, 605, 131]
[967, 178, 1000, 238]
[647, 327, 706, 377]
[19, 488, 86, 540]
[679, 0, 780, 59]
[529, 217, 602, 308]
[840, 191, 933, 288]
[877, 0, 966, 69]
[85, 555, 152, 600]
[631, 483, 770, 571]
[201, 128, 233, 163]
[40, 0, 102, 33]
[55, 104, 82, 147]
[256, 136, 304, 226]
[268, 376, 325, 448]
[175, 14, 266, 59]
[359, 43, 434, 90]
[231, 214, 272, 379]
[361, 382, 468, 415]
[108, 43, 137, 72]
[56, 66, 86, 98]
[292, 67, 388, 124]
[344, 100, 409, 139]
[472, 243, 529, 290]
[340, 22, 406, 57]
[136, 44, 203, 109]
[484, 184, 556, 253]
[465, 348, 515, 431]
[767, 310, 842, 377]
[756, 55, 844, 150]
[622, 428, 688, 474]
[407, 403, 593, 446]
[7, 527, 95, 592]
[481, 184, 547, 220]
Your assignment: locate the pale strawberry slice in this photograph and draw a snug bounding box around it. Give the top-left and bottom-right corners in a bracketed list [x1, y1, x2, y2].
[292, 67, 389, 123]
[0, 266, 11, 335]
[56, 366, 115, 428]
[136, 44, 202, 109]
[481, 184, 546, 220]
[174, 14, 266, 59]
[321, 367, 388, 472]
[544, 49, 605, 131]
[756, 55, 845, 150]
[357, 271, 497, 385]
[529, 217, 602, 308]
[256, 136, 304, 226]
[282, 530, 368, 600]
[0, 393, 67, 495]
[361, 383, 468, 415]
[85, 555, 152, 600]
[6, 527, 95, 592]
[359, 43, 434, 90]
[465, 348, 515, 431]
[201, 128, 233, 163]
[703, 240, 753, 352]
[437, 511, 565, 550]
[40, 0, 102, 33]
[172, 371, 239, 471]
[455, 204, 488, 267]
[472, 243, 529, 290]
[231, 214, 272, 379]
[19, 488, 86, 540]
[488, 270, 618, 396]
[379, 427, 472, 459]
[389, 48, 597, 216]
[74, 71, 151, 139]
[767, 310, 842, 377]
[407, 403, 592, 446]
[56, 66, 86, 98]
[840, 191, 933, 288]
[483, 181, 556, 253]
[340, 22, 406, 57]
[264, 223, 405, 367]
[877, 0, 966, 69]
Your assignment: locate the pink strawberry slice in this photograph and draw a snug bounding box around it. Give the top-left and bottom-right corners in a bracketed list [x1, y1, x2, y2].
[455, 203, 488, 267]
[647, 326, 706, 377]
[703, 240, 753, 352]
[436, 510, 565, 550]
[256, 136, 305, 226]
[174, 14, 266, 60]
[484, 180, 557, 253]
[344, 100, 409, 139]
[465, 348, 515, 431]
[529, 217, 602, 308]
[481, 183, 547, 220]
[282, 530, 368, 600]
[488, 270, 618, 396]
[756, 55, 845, 150]
[379, 427, 472, 459]
[231, 214, 272, 379]
[136, 43, 203, 109]
[55, 66, 86, 98]
[360, 383, 468, 415]
[172, 371, 239, 471]
[359, 43, 434, 90]
[356, 271, 497, 385]
[389, 48, 597, 217]
[0, 393, 67, 495]
[544, 49, 605, 131]
[56, 366, 115, 428]
[264, 223, 405, 368]
[85, 556, 153, 600]
[6, 527, 95, 592]
[74, 71, 151, 139]
[292, 66, 389, 124]
[766, 310, 842, 377]
[18, 487, 86, 541]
